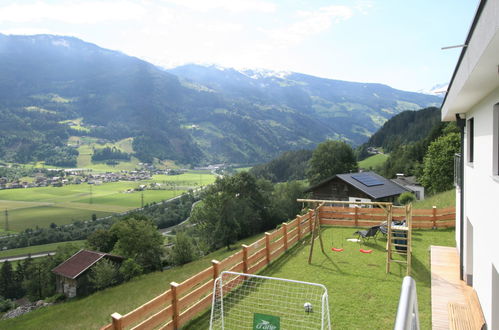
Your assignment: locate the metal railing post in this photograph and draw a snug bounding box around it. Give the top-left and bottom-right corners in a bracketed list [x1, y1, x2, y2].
[394, 276, 420, 330]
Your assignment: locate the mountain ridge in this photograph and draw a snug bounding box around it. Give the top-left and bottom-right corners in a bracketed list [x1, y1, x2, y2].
[0, 34, 442, 165]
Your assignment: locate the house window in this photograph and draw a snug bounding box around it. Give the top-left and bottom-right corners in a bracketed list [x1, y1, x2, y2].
[467, 117, 474, 164]
[494, 104, 499, 176]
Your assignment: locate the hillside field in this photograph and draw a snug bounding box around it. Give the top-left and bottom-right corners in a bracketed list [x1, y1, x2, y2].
[0, 172, 215, 233]
[358, 153, 389, 170]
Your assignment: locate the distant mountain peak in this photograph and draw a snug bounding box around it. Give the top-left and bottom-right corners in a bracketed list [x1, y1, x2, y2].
[417, 83, 448, 97]
[238, 68, 292, 80]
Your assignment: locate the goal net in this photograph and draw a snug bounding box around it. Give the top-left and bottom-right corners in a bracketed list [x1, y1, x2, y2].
[210, 271, 331, 330]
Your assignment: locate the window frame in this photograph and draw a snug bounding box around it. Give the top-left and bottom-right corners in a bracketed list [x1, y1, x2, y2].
[467, 117, 474, 164]
[493, 104, 499, 176]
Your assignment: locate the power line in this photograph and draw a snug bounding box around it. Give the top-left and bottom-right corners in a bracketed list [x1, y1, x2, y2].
[4, 209, 9, 232]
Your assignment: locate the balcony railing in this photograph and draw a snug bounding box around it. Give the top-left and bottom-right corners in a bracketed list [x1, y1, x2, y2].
[394, 276, 420, 330]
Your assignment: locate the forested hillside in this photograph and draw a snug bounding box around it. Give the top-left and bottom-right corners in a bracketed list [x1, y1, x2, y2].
[357, 107, 441, 158]
[356, 107, 459, 180]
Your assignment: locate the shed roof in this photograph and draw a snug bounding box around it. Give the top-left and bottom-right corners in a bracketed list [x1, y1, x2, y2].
[52, 249, 123, 279]
[306, 171, 408, 199]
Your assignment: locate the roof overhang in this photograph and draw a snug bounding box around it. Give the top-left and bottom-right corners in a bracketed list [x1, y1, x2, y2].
[442, 0, 499, 121]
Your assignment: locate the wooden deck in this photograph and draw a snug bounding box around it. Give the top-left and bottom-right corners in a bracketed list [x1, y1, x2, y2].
[430, 245, 468, 329]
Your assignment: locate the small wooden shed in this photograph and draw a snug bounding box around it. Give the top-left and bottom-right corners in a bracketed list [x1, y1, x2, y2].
[52, 249, 123, 298]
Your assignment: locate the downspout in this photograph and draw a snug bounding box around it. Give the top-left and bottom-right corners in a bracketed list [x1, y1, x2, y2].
[456, 114, 466, 281]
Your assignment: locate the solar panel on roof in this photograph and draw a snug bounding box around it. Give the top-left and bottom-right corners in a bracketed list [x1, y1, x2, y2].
[351, 173, 383, 187]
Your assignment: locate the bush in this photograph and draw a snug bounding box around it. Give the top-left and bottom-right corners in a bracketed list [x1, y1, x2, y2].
[45, 293, 66, 304]
[119, 259, 143, 282]
[398, 192, 416, 205]
[0, 296, 15, 312]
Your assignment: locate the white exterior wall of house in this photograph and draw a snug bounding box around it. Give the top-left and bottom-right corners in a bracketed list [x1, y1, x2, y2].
[441, 1, 499, 327]
[460, 89, 499, 328]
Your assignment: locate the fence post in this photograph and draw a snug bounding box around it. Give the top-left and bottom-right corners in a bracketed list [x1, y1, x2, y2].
[297, 216, 302, 241]
[111, 313, 123, 330]
[282, 223, 288, 250]
[170, 282, 179, 330]
[432, 206, 437, 229]
[265, 232, 271, 264]
[354, 207, 359, 227]
[212, 260, 220, 280]
[308, 209, 314, 234]
[242, 244, 249, 273]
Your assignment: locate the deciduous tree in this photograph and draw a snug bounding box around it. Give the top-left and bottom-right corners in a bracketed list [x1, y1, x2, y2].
[110, 217, 164, 272]
[307, 140, 358, 185]
[420, 132, 460, 194]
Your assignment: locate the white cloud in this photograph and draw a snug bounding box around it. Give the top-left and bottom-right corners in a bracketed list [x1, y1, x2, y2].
[0, 1, 146, 24]
[160, 0, 276, 13]
[266, 5, 354, 47]
[0, 28, 55, 35]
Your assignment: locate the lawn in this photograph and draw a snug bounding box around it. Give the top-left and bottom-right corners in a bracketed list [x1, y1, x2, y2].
[6, 206, 113, 232]
[185, 227, 456, 330]
[0, 240, 85, 258]
[0, 172, 215, 233]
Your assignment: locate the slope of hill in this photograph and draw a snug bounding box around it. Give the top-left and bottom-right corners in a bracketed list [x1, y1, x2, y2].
[358, 107, 442, 157]
[169, 65, 442, 147]
[0, 34, 442, 165]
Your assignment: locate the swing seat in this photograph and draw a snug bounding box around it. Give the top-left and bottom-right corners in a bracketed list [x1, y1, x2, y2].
[331, 248, 344, 252]
[359, 249, 373, 253]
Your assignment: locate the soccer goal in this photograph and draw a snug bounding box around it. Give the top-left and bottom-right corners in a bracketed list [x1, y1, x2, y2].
[210, 271, 331, 330]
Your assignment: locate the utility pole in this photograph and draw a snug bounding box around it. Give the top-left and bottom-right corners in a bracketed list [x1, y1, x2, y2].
[141, 192, 144, 208]
[90, 184, 93, 204]
[4, 209, 9, 232]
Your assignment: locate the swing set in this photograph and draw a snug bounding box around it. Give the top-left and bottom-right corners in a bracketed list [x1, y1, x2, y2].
[296, 198, 413, 275]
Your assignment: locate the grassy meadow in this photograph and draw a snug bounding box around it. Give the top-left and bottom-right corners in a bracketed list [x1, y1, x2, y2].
[358, 153, 389, 170]
[0, 240, 85, 259]
[413, 189, 455, 209]
[0, 172, 215, 233]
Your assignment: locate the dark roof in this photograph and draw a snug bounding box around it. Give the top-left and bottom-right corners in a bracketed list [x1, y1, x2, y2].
[391, 176, 420, 187]
[306, 171, 408, 199]
[52, 249, 123, 279]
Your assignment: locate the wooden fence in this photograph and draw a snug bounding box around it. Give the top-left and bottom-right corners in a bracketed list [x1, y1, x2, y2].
[101, 205, 454, 330]
[319, 205, 455, 229]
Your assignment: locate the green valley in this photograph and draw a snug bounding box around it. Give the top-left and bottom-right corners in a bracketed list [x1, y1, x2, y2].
[0, 172, 215, 233]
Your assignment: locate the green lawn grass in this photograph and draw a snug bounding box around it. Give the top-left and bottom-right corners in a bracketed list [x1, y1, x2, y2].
[0, 240, 85, 258]
[413, 189, 455, 209]
[358, 153, 389, 170]
[0, 234, 264, 330]
[185, 227, 456, 330]
[0, 172, 215, 233]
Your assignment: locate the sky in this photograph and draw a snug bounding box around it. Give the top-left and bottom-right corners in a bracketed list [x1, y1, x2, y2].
[0, 0, 479, 92]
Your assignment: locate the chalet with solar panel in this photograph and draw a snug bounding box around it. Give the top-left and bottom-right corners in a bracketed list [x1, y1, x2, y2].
[305, 171, 408, 205]
[52, 249, 123, 298]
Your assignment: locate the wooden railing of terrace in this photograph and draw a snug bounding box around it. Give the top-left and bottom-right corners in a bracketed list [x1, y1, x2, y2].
[101, 205, 454, 330]
[319, 205, 455, 229]
[101, 212, 314, 330]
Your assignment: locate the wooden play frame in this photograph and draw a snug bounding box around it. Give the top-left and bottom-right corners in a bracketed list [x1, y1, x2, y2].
[297, 199, 412, 275]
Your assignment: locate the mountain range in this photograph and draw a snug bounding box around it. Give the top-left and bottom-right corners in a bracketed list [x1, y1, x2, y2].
[0, 34, 442, 165]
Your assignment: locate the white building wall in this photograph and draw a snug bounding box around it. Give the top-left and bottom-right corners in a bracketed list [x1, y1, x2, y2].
[462, 87, 499, 327]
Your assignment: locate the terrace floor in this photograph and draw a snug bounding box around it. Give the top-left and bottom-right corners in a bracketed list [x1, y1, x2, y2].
[430, 245, 468, 329]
